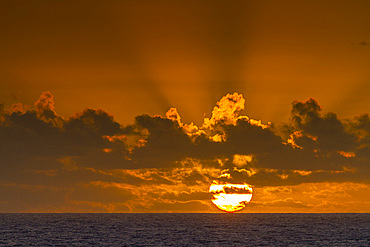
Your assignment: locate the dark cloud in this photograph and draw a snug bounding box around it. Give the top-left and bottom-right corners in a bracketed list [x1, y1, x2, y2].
[181, 170, 208, 186]
[125, 114, 193, 168]
[0, 92, 129, 175]
[65, 109, 122, 137]
[0, 92, 369, 212]
[290, 98, 357, 152]
[224, 119, 283, 154]
[345, 114, 369, 145]
[2, 92, 368, 175]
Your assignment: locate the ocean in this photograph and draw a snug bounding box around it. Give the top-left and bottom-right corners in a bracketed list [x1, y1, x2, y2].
[0, 213, 369, 246]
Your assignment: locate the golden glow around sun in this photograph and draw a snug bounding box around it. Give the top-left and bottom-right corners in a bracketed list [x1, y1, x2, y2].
[209, 174, 253, 213]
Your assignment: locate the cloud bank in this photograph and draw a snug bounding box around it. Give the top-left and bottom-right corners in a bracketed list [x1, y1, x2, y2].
[0, 92, 369, 212]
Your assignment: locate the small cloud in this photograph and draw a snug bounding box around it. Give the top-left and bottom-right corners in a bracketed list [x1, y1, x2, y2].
[252, 197, 309, 208]
[356, 41, 370, 46]
[34, 91, 58, 122]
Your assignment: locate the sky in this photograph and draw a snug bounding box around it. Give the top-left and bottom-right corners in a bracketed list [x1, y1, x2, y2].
[0, 0, 369, 213]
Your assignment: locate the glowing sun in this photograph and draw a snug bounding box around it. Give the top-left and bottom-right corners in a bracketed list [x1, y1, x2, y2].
[209, 174, 253, 213]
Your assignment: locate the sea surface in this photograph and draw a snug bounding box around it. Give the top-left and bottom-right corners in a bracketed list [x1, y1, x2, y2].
[0, 213, 369, 246]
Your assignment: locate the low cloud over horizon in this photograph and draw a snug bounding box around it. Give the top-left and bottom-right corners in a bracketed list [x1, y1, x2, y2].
[0, 92, 369, 213]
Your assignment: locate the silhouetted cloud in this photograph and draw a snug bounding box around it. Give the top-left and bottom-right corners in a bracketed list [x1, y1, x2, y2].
[289, 98, 357, 152]
[124, 114, 193, 168]
[0, 92, 369, 212]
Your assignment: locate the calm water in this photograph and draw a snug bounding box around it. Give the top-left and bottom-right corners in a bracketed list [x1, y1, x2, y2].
[0, 214, 369, 246]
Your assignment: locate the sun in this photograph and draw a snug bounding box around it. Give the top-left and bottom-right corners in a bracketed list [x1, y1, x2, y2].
[209, 174, 253, 213]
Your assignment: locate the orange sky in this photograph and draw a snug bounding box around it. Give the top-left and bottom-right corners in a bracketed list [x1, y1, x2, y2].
[0, 1, 369, 213]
